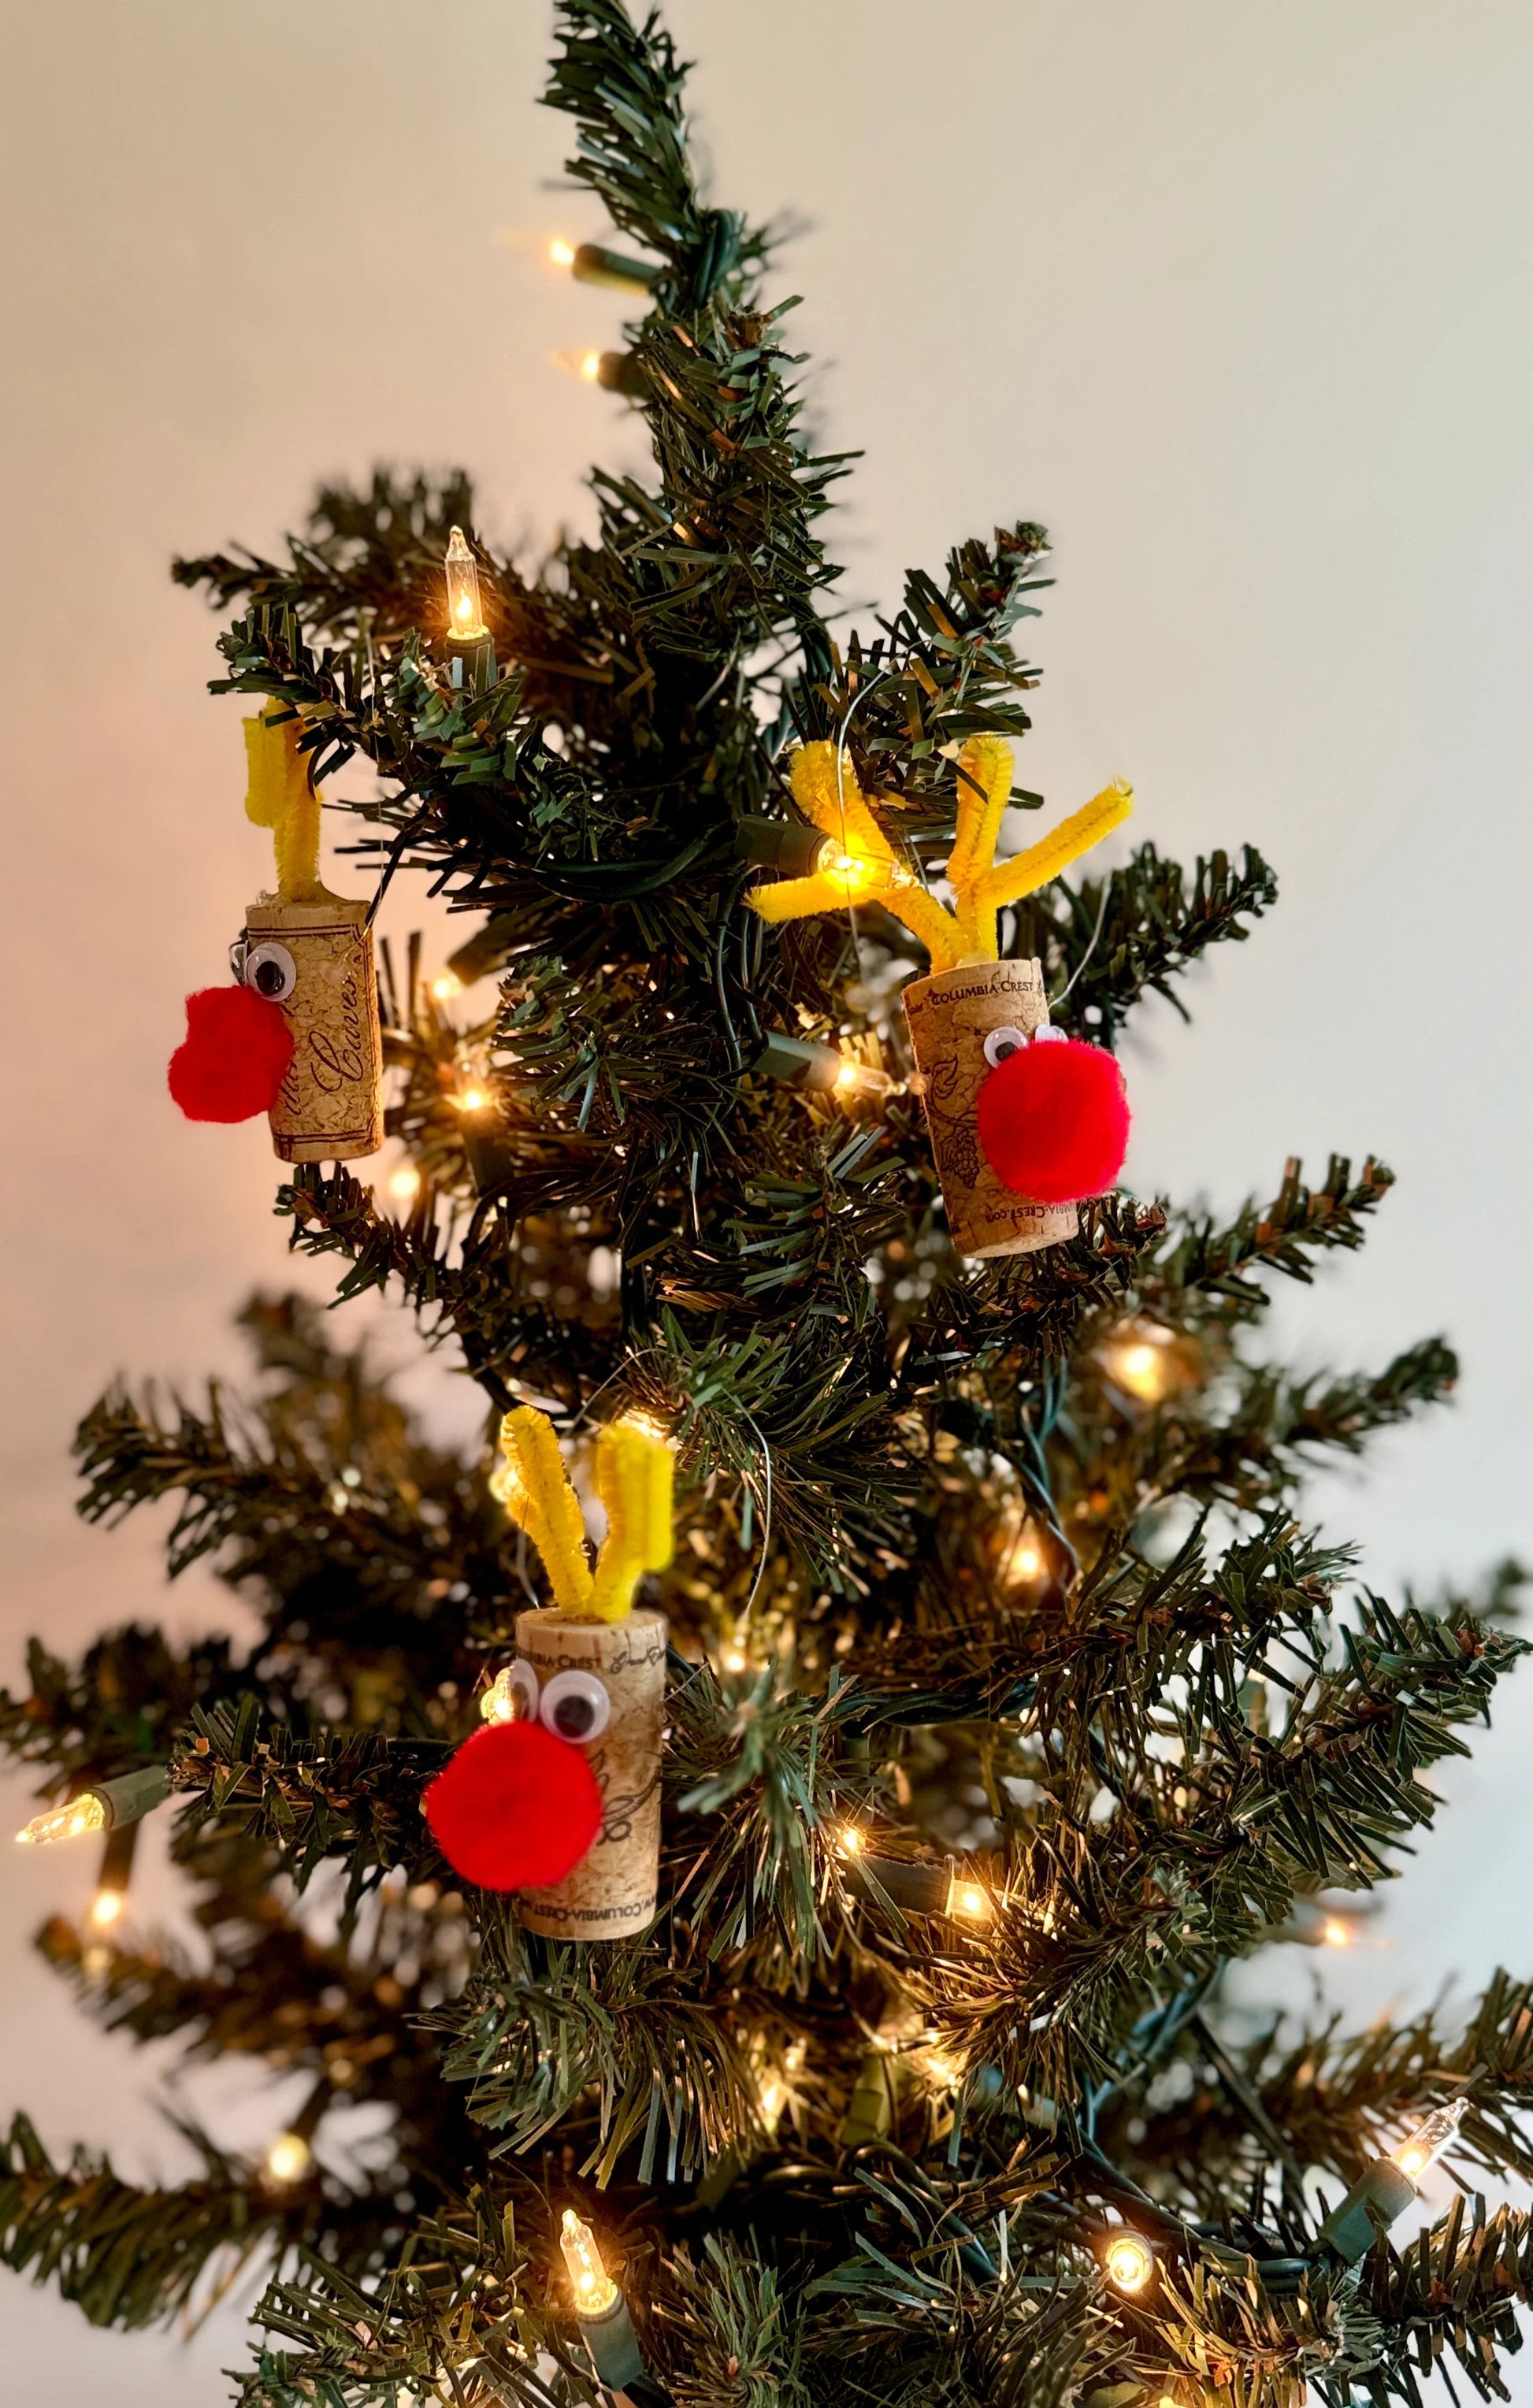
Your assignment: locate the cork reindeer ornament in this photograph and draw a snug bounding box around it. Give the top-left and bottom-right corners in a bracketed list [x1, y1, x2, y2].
[168, 704, 383, 1163]
[425, 1408, 674, 1940]
[748, 736, 1134, 1258]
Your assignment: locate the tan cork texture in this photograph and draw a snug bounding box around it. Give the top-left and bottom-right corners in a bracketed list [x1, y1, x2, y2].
[903, 957, 1078, 1259]
[514, 1607, 667, 1942]
[244, 895, 383, 1164]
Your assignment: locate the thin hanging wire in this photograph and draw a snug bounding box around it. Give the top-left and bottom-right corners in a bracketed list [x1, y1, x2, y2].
[832, 668, 893, 985]
[1048, 872, 1113, 1012]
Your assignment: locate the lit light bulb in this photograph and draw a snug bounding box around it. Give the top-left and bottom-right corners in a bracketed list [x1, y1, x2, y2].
[1103, 1324, 1178, 1404]
[945, 1874, 994, 1924]
[1012, 1540, 1043, 1582]
[1103, 2232, 1155, 2295]
[835, 1825, 865, 1858]
[549, 237, 577, 268]
[1321, 1916, 1353, 1948]
[455, 1085, 492, 1115]
[925, 2047, 961, 2091]
[388, 1164, 422, 1204]
[265, 2131, 313, 2187]
[430, 972, 461, 1004]
[1391, 2098, 1467, 2184]
[16, 1794, 107, 1846]
[549, 348, 605, 382]
[824, 849, 883, 898]
[443, 525, 488, 643]
[89, 1887, 124, 1931]
[720, 1646, 748, 1675]
[559, 2208, 618, 2317]
[479, 1668, 527, 1726]
[832, 1057, 893, 1098]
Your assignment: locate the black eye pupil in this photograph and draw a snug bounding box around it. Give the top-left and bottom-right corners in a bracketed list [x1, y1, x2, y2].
[552, 1694, 596, 1739]
[253, 959, 286, 997]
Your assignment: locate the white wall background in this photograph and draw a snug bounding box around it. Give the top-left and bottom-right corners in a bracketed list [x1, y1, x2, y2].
[2, 2, 1532, 2396]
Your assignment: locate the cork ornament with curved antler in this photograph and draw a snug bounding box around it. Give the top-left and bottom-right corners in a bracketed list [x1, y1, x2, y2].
[747, 736, 1133, 1254]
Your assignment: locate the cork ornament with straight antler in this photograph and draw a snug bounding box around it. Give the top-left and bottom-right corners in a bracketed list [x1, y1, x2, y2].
[168, 703, 383, 1162]
[425, 1407, 675, 1941]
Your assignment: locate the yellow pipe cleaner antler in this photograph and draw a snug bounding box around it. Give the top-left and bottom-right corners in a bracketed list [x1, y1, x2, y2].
[745, 736, 1132, 971]
[489, 1405, 675, 1623]
[243, 703, 332, 905]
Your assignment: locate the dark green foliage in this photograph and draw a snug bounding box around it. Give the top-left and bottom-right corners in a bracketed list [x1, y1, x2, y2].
[4, 6, 1527, 2406]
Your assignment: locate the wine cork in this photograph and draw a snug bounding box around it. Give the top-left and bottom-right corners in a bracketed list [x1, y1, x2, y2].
[514, 1607, 667, 1941]
[903, 957, 1078, 1259]
[244, 896, 383, 1164]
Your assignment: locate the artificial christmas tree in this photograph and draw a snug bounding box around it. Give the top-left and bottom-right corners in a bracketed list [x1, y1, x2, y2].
[4, 6, 1531, 2405]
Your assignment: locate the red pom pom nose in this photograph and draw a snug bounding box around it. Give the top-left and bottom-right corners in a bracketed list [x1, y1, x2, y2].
[168, 985, 294, 1123]
[975, 1033, 1130, 1205]
[424, 1720, 603, 1891]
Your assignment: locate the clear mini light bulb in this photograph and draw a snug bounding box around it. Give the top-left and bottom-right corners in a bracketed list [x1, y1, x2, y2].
[444, 526, 488, 643]
[944, 1872, 994, 1923]
[560, 2208, 618, 2317]
[265, 2131, 313, 2187]
[16, 1794, 107, 1846]
[1103, 2231, 1155, 2295]
[1392, 2098, 1467, 2183]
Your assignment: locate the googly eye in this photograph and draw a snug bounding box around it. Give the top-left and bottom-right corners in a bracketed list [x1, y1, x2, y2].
[539, 1668, 612, 1746]
[244, 941, 297, 1002]
[982, 1024, 1029, 1069]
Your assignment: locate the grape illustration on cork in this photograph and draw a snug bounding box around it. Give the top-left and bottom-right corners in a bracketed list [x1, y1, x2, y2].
[168, 702, 383, 1163]
[747, 734, 1133, 1256]
[425, 1407, 674, 1941]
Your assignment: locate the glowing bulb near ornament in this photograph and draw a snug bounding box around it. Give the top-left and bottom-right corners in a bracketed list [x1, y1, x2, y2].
[455, 1085, 492, 1115]
[1103, 2232, 1155, 2295]
[265, 2131, 313, 2187]
[549, 237, 577, 268]
[824, 849, 884, 899]
[1321, 1916, 1353, 1948]
[88, 1887, 124, 1931]
[835, 1825, 865, 1858]
[16, 1794, 107, 1846]
[388, 1164, 421, 1204]
[560, 2208, 618, 2317]
[1391, 2098, 1466, 2184]
[479, 1667, 531, 1726]
[430, 973, 461, 1004]
[444, 526, 488, 644]
[833, 1057, 893, 1098]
